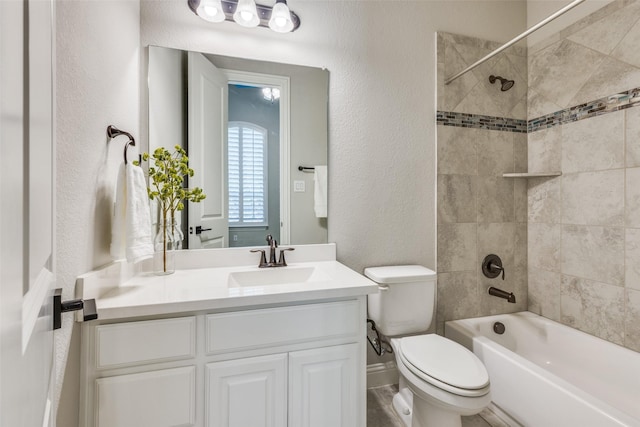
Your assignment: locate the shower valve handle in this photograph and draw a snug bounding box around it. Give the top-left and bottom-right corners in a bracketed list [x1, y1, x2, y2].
[489, 262, 505, 280]
[482, 254, 505, 280]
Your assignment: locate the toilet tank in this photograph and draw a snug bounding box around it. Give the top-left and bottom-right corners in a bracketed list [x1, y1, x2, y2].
[365, 265, 437, 337]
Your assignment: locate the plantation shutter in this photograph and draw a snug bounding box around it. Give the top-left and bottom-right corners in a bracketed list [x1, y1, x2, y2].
[228, 122, 268, 226]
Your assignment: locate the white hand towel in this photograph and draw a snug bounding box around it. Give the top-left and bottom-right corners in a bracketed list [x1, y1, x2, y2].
[110, 163, 154, 263]
[110, 163, 127, 260]
[314, 165, 327, 218]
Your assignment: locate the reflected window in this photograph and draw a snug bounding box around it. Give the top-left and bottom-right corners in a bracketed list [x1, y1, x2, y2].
[228, 121, 268, 226]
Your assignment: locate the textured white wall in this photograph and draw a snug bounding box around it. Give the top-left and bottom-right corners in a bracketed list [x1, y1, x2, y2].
[55, 0, 140, 425]
[55, 1, 526, 425]
[141, 0, 526, 274]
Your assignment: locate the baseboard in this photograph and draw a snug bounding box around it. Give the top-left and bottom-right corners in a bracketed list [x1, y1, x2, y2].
[485, 403, 523, 427]
[366, 361, 399, 388]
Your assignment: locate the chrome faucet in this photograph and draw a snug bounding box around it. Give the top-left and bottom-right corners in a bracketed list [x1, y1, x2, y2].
[250, 234, 295, 268]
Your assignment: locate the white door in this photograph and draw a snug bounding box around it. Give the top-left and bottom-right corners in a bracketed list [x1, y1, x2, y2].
[289, 344, 359, 427]
[187, 52, 229, 249]
[206, 354, 288, 427]
[1, 0, 56, 426]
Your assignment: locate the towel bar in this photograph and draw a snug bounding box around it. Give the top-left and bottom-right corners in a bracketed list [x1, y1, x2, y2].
[107, 125, 136, 164]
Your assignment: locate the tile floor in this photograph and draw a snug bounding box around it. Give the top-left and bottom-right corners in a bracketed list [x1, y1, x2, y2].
[367, 384, 510, 427]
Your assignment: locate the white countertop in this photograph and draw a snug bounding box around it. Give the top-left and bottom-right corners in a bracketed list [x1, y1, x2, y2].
[77, 245, 378, 321]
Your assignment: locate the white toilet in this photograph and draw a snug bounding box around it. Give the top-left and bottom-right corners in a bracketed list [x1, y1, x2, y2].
[365, 265, 491, 427]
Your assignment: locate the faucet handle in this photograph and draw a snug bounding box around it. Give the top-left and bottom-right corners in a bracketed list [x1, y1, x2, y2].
[250, 249, 268, 268]
[278, 247, 295, 266]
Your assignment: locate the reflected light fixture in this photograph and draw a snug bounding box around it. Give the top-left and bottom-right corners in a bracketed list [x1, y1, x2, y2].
[196, 0, 225, 22]
[233, 0, 260, 27]
[262, 87, 280, 102]
[188, 0, 301, 33]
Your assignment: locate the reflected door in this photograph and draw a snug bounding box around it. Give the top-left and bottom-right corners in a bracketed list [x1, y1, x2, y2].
[187, 52, 229, 249]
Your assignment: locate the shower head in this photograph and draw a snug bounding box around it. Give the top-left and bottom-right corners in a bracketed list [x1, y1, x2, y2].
[489, 75, 515, 91]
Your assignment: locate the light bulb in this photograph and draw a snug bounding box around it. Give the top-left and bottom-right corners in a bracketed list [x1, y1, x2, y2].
[268, 0, 293, 33]
[196, 0, 225, 23]
[233, 0, 259, 27]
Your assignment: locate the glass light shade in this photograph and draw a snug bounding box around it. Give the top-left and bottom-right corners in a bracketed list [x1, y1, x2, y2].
[233, 0, 260, 27]
[268, 1, 294, 32]
[196, 0, 225, 23]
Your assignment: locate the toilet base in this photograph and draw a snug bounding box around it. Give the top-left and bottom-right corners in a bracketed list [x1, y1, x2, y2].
[392, 386, 463, 427]
[392, 386, 413, 427]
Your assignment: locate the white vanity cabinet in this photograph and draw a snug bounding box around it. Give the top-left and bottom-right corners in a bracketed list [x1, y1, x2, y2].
[79, 297, 367, 427]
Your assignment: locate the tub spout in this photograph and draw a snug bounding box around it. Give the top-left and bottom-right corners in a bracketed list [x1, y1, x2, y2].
[488, 286, 516, 303]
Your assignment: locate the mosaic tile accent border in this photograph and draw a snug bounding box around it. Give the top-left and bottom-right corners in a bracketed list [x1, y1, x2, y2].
[528, 86, 640, 132]
[437, 86, 640, 134]
[436, 112, 528, 133]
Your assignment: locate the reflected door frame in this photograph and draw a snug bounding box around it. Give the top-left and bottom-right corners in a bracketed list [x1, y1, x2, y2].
[222, 70, 291, 245]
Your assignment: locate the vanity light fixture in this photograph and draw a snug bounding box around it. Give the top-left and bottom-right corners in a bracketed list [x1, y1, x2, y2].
[268, 0, 294, 33]
[233, 0, 260, 27]
[196, 0, 225, 22]
[188, 0, 301, 32]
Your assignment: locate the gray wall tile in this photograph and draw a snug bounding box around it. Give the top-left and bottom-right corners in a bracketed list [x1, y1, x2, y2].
[528, 177, 561, 223]
[528, 126, 562, 173]
[436, 271, 479, 323]
[437, 223, 477, 272]
[437, 126, 478, 175]
[528, 268, 561, 321]
[478, 130, 514, 176]
[625, 228, 640, 291]
[562, 225, 625, 286]
[437, 175, 477, 224]
[477, 177, 515, 223]
[562, 170, 624, 226]
[562, 111, 624, 173]
[561, 275, 625, 345]
[626, 167, 640, 227]
[626, 107, 640, 167]
[626, 289, 640, 352]
[528, 222, 561, 272]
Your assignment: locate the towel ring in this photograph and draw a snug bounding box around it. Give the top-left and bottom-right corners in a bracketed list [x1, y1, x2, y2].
[107, 125, 136, 164]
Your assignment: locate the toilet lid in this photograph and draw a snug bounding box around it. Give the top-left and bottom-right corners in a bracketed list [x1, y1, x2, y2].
[400, 335, 489, 391]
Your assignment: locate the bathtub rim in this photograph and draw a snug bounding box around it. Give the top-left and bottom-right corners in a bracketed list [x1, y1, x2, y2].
[445, 311, 639, 427]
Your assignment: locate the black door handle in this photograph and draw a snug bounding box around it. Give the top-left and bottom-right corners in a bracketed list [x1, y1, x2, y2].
[195, 225, 212, 234]
[53, 288, 98, 330]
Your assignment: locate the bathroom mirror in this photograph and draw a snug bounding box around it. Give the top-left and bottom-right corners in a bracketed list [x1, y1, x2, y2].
[148, 46, 328, 249]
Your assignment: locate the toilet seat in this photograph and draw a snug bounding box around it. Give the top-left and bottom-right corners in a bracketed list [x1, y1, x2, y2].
[397, 335, 489, 397]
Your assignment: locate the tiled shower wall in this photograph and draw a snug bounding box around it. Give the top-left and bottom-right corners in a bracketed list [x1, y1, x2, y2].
[436, 0, 640, 352]
[435, 33, 528, 333]
[527, 0, 640, 351]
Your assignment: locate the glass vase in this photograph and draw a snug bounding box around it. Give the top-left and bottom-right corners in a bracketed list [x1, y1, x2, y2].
[153, 219, 183, 275]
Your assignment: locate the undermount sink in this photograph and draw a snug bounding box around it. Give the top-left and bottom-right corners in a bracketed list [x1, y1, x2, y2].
[227, 266, 329, 287]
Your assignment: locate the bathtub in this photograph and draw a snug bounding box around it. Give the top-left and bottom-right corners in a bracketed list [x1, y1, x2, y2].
[445, 311, 640, 427]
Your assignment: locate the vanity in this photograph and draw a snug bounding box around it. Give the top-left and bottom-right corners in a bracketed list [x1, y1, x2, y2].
[76, 244, 377, 427]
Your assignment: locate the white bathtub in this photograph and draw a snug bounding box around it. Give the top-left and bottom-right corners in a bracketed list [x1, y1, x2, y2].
[445, 311, 640, 427]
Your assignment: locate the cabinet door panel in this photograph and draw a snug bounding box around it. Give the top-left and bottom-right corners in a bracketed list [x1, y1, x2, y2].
[289, 344, 358, 427]
[207, 354, 287, 427]
[95, 366, 196, 427]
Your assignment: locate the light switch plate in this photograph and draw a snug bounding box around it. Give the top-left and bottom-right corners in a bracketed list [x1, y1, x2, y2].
[294, 180, 306, 192]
